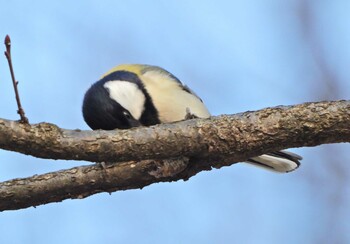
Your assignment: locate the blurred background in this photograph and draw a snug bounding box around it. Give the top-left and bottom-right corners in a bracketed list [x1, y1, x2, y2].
[0, 1, 349, 243]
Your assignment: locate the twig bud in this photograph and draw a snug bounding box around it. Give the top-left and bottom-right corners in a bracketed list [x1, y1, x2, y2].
[4, 35, 11, 47]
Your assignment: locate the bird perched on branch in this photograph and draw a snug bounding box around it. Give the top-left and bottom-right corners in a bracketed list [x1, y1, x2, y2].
[82, 64, 301, 173]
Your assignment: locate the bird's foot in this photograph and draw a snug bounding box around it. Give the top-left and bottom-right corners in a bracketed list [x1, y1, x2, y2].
[184, 107, 199, 120]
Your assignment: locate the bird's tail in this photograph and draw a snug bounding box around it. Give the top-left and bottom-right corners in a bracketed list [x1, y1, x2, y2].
[245, 150, 302, 173]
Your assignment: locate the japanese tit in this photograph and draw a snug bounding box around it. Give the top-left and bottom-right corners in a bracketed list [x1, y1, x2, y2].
[82, 64, 301, 173]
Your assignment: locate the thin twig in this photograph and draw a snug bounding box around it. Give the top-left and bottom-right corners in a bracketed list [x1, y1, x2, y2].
[4, 35, 29, 124]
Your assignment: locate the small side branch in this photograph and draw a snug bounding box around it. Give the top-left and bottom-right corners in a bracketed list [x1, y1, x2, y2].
[4, 35, 29, 124]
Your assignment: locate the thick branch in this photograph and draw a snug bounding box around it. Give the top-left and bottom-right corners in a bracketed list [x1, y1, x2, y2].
[0, 100, 349, 164]
[0, 100, 349, 211]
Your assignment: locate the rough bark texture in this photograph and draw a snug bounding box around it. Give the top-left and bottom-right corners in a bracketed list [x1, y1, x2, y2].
[0, 160, 182, 211]
[0, 100, 349, 211]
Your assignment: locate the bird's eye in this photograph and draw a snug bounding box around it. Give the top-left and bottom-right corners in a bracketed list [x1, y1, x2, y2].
[123, 111, 132, 119]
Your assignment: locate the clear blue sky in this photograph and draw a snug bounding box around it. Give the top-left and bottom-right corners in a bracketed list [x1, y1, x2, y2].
[0, 1, 349, 243]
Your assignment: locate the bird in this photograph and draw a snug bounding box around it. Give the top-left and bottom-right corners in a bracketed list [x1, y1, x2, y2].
[82, 64, 302, 173]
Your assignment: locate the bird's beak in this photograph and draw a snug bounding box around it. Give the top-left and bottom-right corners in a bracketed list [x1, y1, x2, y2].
[129, 118, 142, 128]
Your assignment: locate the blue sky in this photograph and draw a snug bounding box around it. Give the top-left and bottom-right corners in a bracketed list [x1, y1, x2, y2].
[0, 1, 349, 243]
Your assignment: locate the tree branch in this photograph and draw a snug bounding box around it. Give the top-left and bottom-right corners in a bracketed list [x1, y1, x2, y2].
[0, 100, 349, 163]
[0, 159, 193, 212]
[3, 35, 29, 124]
[0, 100, 349, 211]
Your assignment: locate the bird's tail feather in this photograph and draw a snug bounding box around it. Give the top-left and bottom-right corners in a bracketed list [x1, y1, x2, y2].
[245, 150, 302, 173]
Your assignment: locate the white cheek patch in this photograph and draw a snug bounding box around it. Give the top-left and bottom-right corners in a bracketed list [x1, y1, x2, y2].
[104, 80, 146, 120]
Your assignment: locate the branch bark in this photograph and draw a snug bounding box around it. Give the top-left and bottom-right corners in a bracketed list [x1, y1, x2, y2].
[0, 100, 349, 211]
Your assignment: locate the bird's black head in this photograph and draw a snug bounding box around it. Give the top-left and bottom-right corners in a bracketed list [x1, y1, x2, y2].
[82, 73, 143, 130]
[83, 70, 160, 130]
